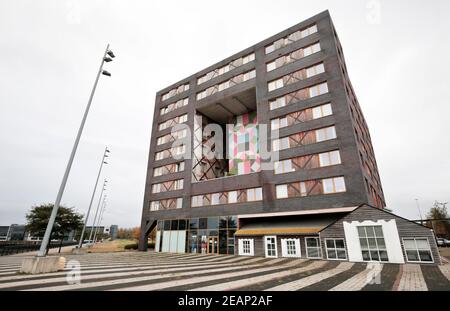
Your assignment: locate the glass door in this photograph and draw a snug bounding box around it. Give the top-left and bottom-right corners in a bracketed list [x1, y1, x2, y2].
[207, 236, 219, 255]
[264, 236, 278, 258]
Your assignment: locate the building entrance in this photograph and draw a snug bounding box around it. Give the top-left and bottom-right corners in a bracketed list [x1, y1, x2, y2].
[207, 236, 219, 254]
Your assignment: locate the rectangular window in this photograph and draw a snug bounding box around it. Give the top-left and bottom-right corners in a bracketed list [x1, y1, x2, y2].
[156, 129, 187, 146]
[197, 53, 255, 85]
[271, 103, 332, 131]
[162, 83, 190, 101]
[269, 97, 286, 110]
[305, 237, 321, 258]
[268, 63, 325, 92]
[306, 63, 325, 78]
[228, 191, 237, 203]
[309, 82, 329, 97]
[265, 24, 318, 54]
[242, 53, 255, 64]
[266, 42, 321, 72]
[243, 240, 251, 254]
[211, 193, 220, 205]
[191, 195, 203, 207]
[274, 159, 293, 174]
[247, 188, 262, 202]
[315, 126, 337, 142]
[357, 226, 389, 262]
[154, 162, 185, 176]
[276, 184, 288, 199]
[192, 188, 261, 207]
[403, 238, 433, 263]
[158, 114, 188, 131]
[272, 137, 290, 151]
[281, 238, 301, 257]
[322, 177, 346, 194]
[266, 61, 276, 72]
[325, 239, 347, 260]
[197, 70, 256, 100]
[303, 42, 321, 57]
[276, 177, 346, 199]
[268, 78, 284, 92]
[152, 179, 184, 193]
[239, 238, 254, 256]
[160, 97, 188, 116]
[312, 103, 332, 119]
[149, 198, 182, 211]
[269, 82, 328, 111]
[318, 150, 341, 167]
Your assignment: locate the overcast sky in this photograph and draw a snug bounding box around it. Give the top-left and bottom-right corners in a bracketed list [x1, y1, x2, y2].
[0, 0, 449, 228]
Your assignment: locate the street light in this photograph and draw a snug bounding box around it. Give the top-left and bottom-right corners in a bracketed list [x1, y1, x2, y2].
[77, 147, 110, 249]
[88, 181, 107, 245]
[37, 44, 116, 257]
[93, 199, 107, 244]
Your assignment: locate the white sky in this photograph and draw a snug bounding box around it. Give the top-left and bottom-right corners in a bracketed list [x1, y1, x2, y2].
[0, 0, 449, 228]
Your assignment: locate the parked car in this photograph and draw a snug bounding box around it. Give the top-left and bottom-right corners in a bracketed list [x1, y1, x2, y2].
[437, 238, 450, 247]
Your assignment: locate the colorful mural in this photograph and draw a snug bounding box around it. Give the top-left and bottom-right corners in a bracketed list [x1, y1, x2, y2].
[228, 112, 260, 175]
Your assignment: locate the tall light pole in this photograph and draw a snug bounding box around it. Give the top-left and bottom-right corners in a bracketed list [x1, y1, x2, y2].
[88, 183, 107, 245]
[415, 198, 423, 225]
[93, 199, 107, 244]
[37, 44, 115, 257]
[77, 147, 110, 249]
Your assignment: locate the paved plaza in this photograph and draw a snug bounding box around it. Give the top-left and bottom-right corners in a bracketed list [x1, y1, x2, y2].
[0, 252, 449, 291]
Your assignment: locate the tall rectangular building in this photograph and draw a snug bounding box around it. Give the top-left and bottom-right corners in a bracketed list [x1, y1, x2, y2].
[139, 11, 440, 264]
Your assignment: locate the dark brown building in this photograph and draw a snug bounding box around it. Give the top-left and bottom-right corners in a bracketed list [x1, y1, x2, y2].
[139, 10, 440, 264]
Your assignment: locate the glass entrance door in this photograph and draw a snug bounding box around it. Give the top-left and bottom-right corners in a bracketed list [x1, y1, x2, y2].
[207, 236, 219, 255]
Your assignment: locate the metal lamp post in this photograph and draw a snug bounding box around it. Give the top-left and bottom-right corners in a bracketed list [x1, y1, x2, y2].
[93, 199, 107, 244]
[37, 44, 115, 257]
[77, 147, 110, 248]
[88, 185, 107, 245]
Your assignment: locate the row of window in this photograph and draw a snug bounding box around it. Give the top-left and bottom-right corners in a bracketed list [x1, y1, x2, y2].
[191, 187, 262, 207]
[267, 42, 321, 72]
[158, 114, 188, 131]
[150, 197, 183, 211]
[153, 162, 185, 177]
[268, 63, 325, 92]
[269, 82, 329, 110]
[152, 179, 184, 193]
[240, 232, 434, 263]
[197, 53, 255, 85]
[161, 83, 190, 101]
[156, 128, 188, 146]
[270, 103, 332, 130]
[196, 70, 256, 100]
[239, 237, 328, 259]
[275, 176, 346, 199]
[160, 97, 188, 116]
[155, 145, 185, 161]
[357, 226, 432, 263]
[265, 24, 318, 54]
[272, 125, 337, 152]
[274, 150, 341, 174]
[157, 216, 238, 231]
[152, 176, 344, 209]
